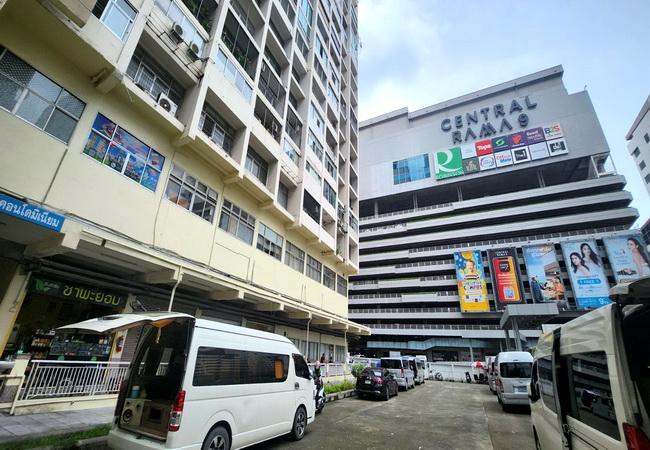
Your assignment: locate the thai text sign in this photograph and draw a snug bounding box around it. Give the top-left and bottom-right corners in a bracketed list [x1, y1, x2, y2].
[0, 193, 65, 232]
[30, 277, 125, 308]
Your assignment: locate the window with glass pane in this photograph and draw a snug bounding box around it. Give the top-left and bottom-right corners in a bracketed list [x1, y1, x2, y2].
[308, 131, 324, 161]
[283, 139, 300, 165]
[306, 255, 322, 282]
[303, 191, 320, 223]
[392, 154, 431, 184]
[199, 104, 235, 153]
[310, 103, 325, 136]
[284, 241, 305, 273]
[82, 113, 164, 190]
[256, 223, 283, 260]
[325, 152, 337, 178]
[323, 181, 336, 207]
[323, 266, 335, 290]
[278, 183, 289, 209]
[537, 356, 556, 413]
[297, 0, 313, 38]
[245, 148, 269, 185]
[337, 274, 347, 296]
[126, 47, 184, 106]
[0, 49, 85, 143]
[221, 11, 259, 79]
[93, 0, 137, 40]
[193, 347, 288, 386]
[218, 199, 256, 244]
[165, 165, 217, 222]
[305, 162, 321, 184]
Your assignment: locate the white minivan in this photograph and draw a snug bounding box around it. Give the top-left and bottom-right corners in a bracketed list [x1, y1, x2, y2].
[495, 351, 533, 411]
[60, 312, 315, 450]
[380, 357, 414, 390]
[486, 356, 497, 394]
[529, 276, 650, 450]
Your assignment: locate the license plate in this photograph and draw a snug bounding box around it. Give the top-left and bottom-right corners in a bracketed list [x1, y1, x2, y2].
[364, 380, 371, 384]
[516, 386, 527, 392]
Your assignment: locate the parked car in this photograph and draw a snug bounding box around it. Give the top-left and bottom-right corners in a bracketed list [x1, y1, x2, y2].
[60, 312, 315, 450]
[494, 351, 533, 411]
[356, 368, 399, 400]
[380, 357, 414, 390]
[529, 276, 650, 449]
[486, 356, 497, 394]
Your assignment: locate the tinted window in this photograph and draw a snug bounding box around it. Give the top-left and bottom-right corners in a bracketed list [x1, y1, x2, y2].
[193, 347, 289, 386]
[293, 354, 310, 379]
[563, 351, 619, 440]
[380, 359, 402, 369]
[500, 362, 532, 378]
[538, 356, 557, 413]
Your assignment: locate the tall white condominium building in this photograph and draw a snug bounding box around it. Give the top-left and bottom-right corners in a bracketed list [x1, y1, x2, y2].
[626, 94, 650, 198]
[0, 0, 367, 363]
[350, 66, 641, 361]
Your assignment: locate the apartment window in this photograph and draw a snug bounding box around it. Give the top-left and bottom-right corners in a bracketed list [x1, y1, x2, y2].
[323, 181, 336, 207]
[278, 183, 289, 209]
[646, 174, 650, 184]
[537, 357, 556, 413]
[256, 223, 283, 260]
[83, 113, 164, 191]
[315, 34, 328, 66]
[93, 0, 137, 40]
[297, 0, 313, 38]
[199, 104, 235, 153]
[645, 133, 650, 144]
[214, 48, 253, 102]
[165, 165, 217, 222]
[285, 241, 305, 272]
[245, 148, 269, 185]
[305, 162, 322, 184]
[310, 103, 325, 136]
[633, 147, 641, 158]
[155, 0, 207, 53]
[193, 347, 288, 386]
[126, 47, 184, 107]
[640, 160, 647, 171]
[0, 49, 85, 143]
[323, 266, 335, 290]
[336, 274, 347, 296]
[306, 255, 322, 282]
[325, 152, 337, 179]
[221, 11, 259, 79]
[393, 154, 431, 184]
[178, 0, 217, 32]
[283, 139, 300, 165]
[219, 199, 256, 244]
[303, 191, 320, 222]
[308, 131, 324, 161]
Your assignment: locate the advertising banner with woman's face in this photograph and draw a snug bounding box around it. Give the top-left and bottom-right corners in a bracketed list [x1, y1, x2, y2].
[487, 248, 523, 310]
[560, 239, 611, 310]
[454, 250, 490, 312]
[603, 235, 650, 283]
[522, 244, 568, 310]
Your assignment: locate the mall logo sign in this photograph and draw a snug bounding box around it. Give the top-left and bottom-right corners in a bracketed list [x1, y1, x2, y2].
[434, 147, 464, 180]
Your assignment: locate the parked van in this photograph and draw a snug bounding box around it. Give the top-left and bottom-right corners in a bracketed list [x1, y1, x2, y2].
[60, 312, 315, 450]
[486, 356, 497, 394]
[405, 356, 425, 385]
[380, 357, 414, 390]
[494, 351, 533, 411]
[416, 355, 429, 381]
[529, 276, 650, 450]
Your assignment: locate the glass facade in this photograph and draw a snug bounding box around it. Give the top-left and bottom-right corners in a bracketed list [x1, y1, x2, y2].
[392, 154, 431, 185]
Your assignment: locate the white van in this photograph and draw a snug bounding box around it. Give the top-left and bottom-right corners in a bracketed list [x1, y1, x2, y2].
[416, 355, 429, 381]
[406, 356, 425, 385]
[495, 351, 533, 411]
[60, 312, 315, 450]
[529, 276, 650, 450]
[486, 356, 497, 394]
[380, 357, 414, 390]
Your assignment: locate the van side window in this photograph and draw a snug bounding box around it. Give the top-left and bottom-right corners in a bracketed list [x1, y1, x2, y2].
[293, 354, 310, 379]
[538, 356, 557, 413]
[563, 351, 620, 440]
[193, 347, 289, 386]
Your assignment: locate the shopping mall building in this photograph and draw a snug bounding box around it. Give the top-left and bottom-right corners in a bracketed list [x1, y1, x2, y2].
[349, 66, 645, 361]
[0, 0, 367, 368]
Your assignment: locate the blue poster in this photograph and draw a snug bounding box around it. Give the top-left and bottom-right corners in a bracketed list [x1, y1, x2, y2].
[0, 194, 65, 232]
[560, 239, 611, 309]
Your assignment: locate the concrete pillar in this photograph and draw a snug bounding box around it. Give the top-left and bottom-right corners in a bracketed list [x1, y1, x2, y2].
[373, 200, 378, 218]
[512, 318, 522, 351]
[0, 261, 30, 356]
[504, 329, 511, 351]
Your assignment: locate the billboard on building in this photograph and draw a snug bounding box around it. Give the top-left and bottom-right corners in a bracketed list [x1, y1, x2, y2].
[603, 234, 650, 283]
[454, 250, 490, 312]
[522, 244, 568, 310]
[487, 248, 524, 309]
[561, 240, 611, 309]
[434, 147, 464, 180]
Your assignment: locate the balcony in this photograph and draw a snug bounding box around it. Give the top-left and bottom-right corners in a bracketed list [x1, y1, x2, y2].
[153, 0, 211, 55]
[254, 98, 282, 143]
[214, 46, 254, 103]
[285, 108, 303, 147]
[221, 10, 260, 80]
[199, 104, 236, 155]
[258, 61, 286, 115]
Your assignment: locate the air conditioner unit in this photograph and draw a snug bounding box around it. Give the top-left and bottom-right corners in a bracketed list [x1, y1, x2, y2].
[171, 23, 184, 42]
[157, 93, 178, 116]
[188, 42, 201, 60]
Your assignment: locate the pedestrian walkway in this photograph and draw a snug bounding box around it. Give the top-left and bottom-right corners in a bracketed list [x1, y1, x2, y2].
[0, 407, 113, 444]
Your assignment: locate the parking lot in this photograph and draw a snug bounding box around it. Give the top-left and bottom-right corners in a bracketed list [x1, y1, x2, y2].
[252, 381, 534, 450]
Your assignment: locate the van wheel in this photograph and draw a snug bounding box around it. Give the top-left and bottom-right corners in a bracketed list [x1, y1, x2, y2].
[202, 426, 230, 450]
[290, 406, 307, 441]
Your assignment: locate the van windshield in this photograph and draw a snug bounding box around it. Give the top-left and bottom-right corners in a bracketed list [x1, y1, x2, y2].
[500, 362, 532, 378]
[381, 359, 401, 369]
[623, 305, 650, 417]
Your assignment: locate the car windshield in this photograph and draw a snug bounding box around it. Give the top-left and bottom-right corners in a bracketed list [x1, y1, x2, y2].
[500, 362, 532, 378]
[624, 304, 650, 417]
[381, 359, 401, 369]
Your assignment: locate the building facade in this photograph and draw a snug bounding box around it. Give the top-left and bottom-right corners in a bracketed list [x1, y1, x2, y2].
[626, 94, 650, 198]
[350, 66, 641, 361]
[0, 0, 366, 364]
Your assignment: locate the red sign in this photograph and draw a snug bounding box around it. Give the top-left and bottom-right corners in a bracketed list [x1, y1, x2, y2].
[487, 248, 523, 309]
[508, 132, 526, 147]
[475, 139, 493, 156]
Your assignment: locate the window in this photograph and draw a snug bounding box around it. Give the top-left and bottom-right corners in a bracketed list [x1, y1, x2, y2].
[297, 0, 313, 38]
[645, 133, 650, 144]
[0, 49, 85, 143]
[93, 0, 137, 40]
[323, 266, 336, 290]
[221, 11, 259, 79]
[285, 241, 305, 272]
[165, 165, 217, 222]
[193, 347, 289, 386]
[126, 47, 185, 108]
[325, 152, 337, 179]
[219, 199, 256, 244]
[283, 139, 300, 165]
[337, 274, 347, 296]
[310, 102, 325, 136]
[256, 223, 283, 260]
[308, 131, 324, 161]
[314, 34, 328, 66]
[564, 351, 619, 440]
[537, 356, 557, 413]
[278, 183, 289, 209]
[214, 47, 253, 101]
[646, 174, 650, 184]
[323, 181, 336, 207]
[393, 154, 431, 184]
[155, 0, 207, 53]
[303, 191, 320, 222]
[499, 362, 532, 378]
[306, 255, 322, 282]
[305, 162, 322, 184]
[199, 104, 235, 153]
[640, 160, 647, 171]
[293, 354, 310, 379]
[178, 0, 217, 32]
[83, 114, 164, 191]
[245, 148, 269, 185]
[633, 147, 641, 158]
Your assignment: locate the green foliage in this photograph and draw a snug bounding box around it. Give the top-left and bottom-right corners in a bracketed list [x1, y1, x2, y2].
[324, 380, 356, 395]
[351, 363, 367, 378]
[3, 425, 111, 450]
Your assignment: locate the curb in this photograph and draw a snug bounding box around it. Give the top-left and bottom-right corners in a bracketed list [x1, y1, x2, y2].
[29, 435, 109, 450]
[325, 389, 357, 403]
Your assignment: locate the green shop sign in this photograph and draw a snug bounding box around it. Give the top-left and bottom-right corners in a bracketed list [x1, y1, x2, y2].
[30, 277, 125, 308]
[434, 147, 464, 180]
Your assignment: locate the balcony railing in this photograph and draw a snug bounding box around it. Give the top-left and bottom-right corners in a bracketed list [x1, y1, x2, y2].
[369, 324, 501, 331]
[350, 307, 462, 314]
[254, 98, 282, 142]
[259, 61, 286, 114]
[199, 104, 236, 154]
[214, 47, 254, 102]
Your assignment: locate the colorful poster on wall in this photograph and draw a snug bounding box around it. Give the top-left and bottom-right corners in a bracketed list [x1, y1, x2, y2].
[603, 235, 650, 283]
[522, 244, 568, 310]
[561, 240, 611, 309]
[434, 147, 464, 180]
[487, 248, 524, 309]
[454, 251, 490, 312]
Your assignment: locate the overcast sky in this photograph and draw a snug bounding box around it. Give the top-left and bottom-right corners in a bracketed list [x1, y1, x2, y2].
[357, 0, 650, 226]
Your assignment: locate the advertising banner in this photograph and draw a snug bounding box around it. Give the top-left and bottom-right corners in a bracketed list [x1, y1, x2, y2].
[454, 251, 490, 312]
[463, 157, 479, 174]
[603, 235, 650, 283]
[529, 142, 550, 160]
[487, 248, 523, 309]
[492, 136, 510, 152]
[478, 154, 496, 171]
[547, 138, 568, 156]
[475, 139, 493, 156]
[511, 146, 530, 164]
[494, 151, 514, 167]
[561, 240, 611, 309]
[543, 122, 563, 140]
[434, 147, 464, 180]
[522, 244, 567, 310]
[524, 127, 546, 144]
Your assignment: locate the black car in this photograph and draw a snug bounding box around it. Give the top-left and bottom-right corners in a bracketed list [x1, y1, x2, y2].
[356, 368, 399, 400]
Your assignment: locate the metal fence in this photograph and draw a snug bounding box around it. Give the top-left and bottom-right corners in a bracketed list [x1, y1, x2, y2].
[307, 363, 348, 377]
[20, 360, 129, 400]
